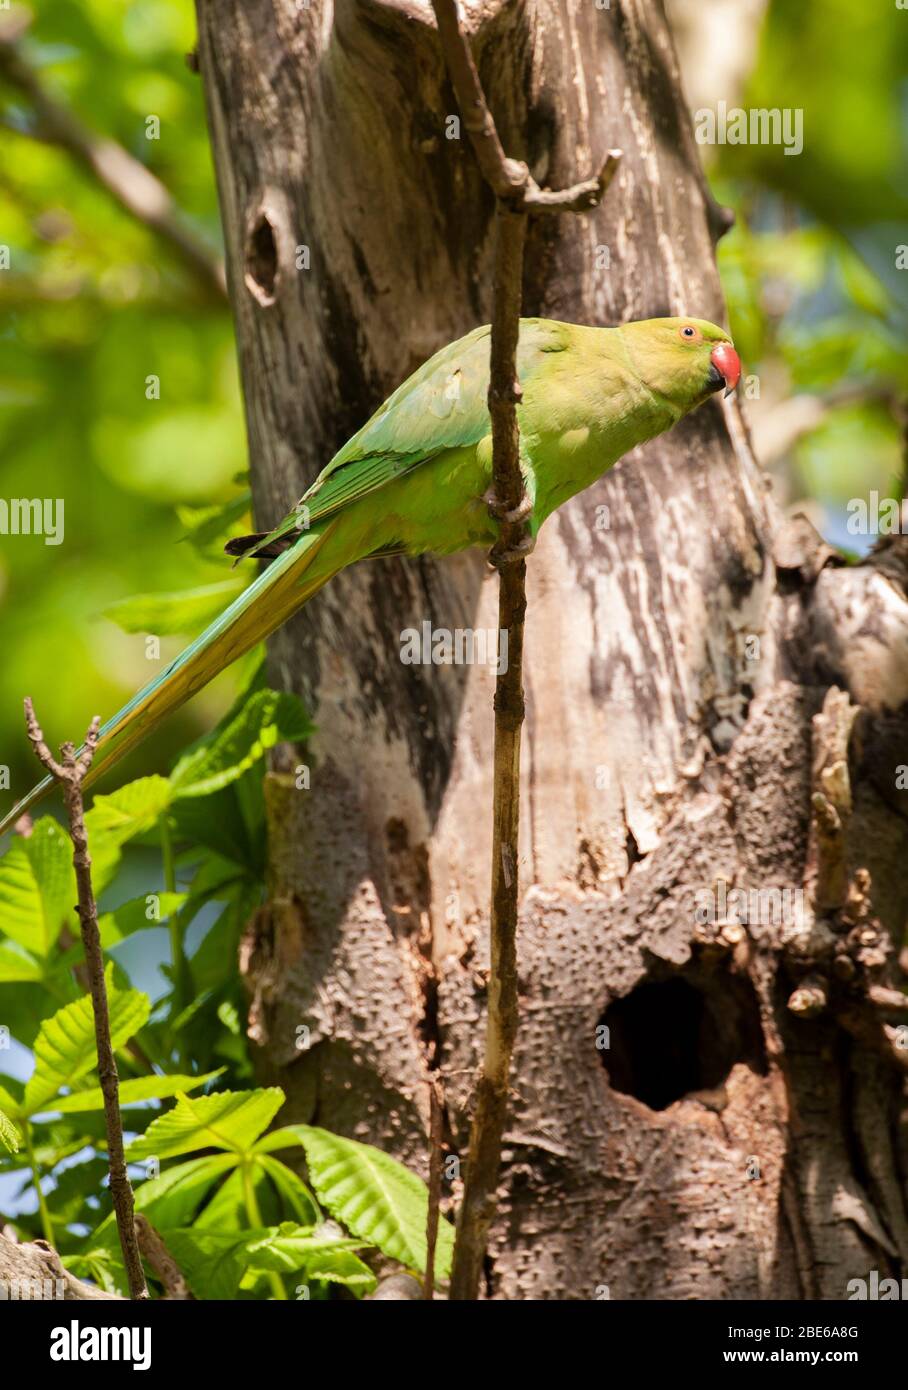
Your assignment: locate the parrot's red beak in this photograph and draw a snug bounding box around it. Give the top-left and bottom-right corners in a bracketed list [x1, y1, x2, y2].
[710, 342, 741, 398]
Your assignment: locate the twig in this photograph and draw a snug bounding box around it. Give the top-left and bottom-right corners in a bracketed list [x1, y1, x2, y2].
[135, 1215, 194, 1299]
[60, 922, 154, 1072]
[431, 0, 621, 1301]
[431, 0, 524, 198]
[23, 699, 148, 1301]
[423, 1078, 444, 1300]
[0, 16, 225, 300]
[523, 153, 622, 212]
[431, 0, 620, 214]
[449, 205, 527, 1301]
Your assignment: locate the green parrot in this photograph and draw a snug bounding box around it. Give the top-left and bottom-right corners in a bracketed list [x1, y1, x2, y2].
[0, 315, 739, 834]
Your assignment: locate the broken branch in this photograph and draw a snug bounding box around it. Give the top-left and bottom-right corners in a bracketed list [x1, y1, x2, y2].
[135, 1216, 194, 1299]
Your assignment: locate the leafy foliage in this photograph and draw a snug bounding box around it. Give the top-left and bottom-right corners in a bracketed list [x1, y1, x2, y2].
[267, 1124, 455, 1281]
[110, 1089, 451, 1297]
[0, 819, 76, 958]
[169, 689, 312, 798]
[23, 968, 150, 1117]
[708, 0, 908, 550]
[0, 647, 445, 1297]
[0, 1108, 20, 1155]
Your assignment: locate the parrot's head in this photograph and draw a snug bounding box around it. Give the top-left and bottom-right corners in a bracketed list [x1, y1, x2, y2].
[619, 316, 741, 412]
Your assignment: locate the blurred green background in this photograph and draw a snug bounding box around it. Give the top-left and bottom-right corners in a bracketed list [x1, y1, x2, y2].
[0, 0, 248, 801]
[0, 0, 906, 800]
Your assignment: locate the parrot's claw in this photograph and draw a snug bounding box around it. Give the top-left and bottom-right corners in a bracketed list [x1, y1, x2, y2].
[485, 488, 535, 565]
[488, 530, 536, 567]
[484, 488, 533, 527]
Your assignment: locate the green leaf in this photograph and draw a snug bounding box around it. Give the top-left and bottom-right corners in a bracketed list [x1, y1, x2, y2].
[52, 1069, 222, 1114]
[243, 1221, 365, 1266]
[102, 580, 245, 636]
[44, 1155, 110, 1225]
[91, 1156, 240, 1284]
[190, 1164, 255, 1231]
[161, 1223, 375, 1299]
[0, 818, 75, 956]
[244, 1221, 375, 1292]
[93, 1156, 239, 1257]
[0, 941, 44, 982]
[294, 1246, 376, 1292]
[275, 1125, 455, 1280]
[0, 1108, 20, 1154]
[188, 891, 256, 994]
[83, 777, 174, 894]
[134, 1155, 237, 1228]
[62, 1249, 121, 1294]
[177, 493, 252, 551]
[126, 1087, 285, 1160]
[157, 1228, 260, 1300]
[29, 1127, 98, 1172]
[98, 891, 186, 947]
[23, 968, 150, 1116]
[255, 1154, 320, 1226]
[0, 1081, 21, 1118]
[85, 777, 173, 848]
[169, 689, 312, 799]
[169, 787, 261, 870]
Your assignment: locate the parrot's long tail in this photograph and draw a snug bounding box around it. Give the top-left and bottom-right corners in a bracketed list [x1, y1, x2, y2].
[0, 522, 340, 838]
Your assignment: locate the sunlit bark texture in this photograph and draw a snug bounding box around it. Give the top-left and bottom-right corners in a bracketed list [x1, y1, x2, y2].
[195, 0, 908, 1298]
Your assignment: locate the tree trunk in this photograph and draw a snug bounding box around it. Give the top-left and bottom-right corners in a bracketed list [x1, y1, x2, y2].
[195, 0, 908, 1299]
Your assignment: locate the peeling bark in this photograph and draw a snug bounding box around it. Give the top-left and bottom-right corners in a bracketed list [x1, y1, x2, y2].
[196, 0, 908, 1298]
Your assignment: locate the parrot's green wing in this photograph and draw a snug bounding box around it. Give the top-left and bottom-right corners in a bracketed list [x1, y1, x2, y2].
[248, 319, 567, 553]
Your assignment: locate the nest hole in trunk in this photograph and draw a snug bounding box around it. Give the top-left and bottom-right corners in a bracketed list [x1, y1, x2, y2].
[598, 967, 767, 1111]
[245, 208, 279, 306]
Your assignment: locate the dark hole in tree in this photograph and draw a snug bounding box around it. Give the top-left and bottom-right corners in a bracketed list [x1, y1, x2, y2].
[245, 211, 278, 304]
[598, 972, 766, 1111]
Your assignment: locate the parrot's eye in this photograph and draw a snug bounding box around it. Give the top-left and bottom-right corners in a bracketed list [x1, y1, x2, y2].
[679, 324, 701, 342]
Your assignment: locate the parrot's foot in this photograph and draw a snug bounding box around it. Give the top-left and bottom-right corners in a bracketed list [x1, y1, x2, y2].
[484, 488, 533, 527]
[488, 530, 536, 567]
[485, 488, 534, 566]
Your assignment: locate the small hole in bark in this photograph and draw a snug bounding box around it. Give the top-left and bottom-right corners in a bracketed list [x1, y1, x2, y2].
[245, 210, 279, 306]
[598, 972, 765, 1111]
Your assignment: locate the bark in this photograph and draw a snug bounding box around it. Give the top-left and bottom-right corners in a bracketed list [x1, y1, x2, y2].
[0, 1230, 121, 1300]
[195, 0, 908, 1298]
